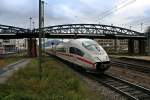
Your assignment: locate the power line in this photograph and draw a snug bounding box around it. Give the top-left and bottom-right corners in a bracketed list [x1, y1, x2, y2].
[101, 0, 129, 17]
[100, 0, 136, 20]
[128, 17, 150, 26]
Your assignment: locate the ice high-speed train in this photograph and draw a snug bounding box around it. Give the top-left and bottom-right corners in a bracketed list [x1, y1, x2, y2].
[49, 39, 110, 73]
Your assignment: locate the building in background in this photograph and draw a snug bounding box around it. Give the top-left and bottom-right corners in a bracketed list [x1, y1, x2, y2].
[0, 40, 4, 54]
[16, 39, 27, 51]
[95, 39, 128, 53]
[0, 39, 16, 53]
[0, 39, 27, 54]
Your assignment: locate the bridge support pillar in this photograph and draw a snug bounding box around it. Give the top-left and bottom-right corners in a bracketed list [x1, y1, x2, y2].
[128, 39, 134, 55]
[138, 40, 146, 55]
[147, 33, 150, 55]
[27, 38, 37, 57]
[114, 39, 118, 53]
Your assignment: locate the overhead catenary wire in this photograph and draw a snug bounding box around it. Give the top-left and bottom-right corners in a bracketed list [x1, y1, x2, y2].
[100, 0, 136, 20]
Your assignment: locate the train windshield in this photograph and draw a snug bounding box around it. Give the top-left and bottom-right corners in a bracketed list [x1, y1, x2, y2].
[82, 40, 105, 54]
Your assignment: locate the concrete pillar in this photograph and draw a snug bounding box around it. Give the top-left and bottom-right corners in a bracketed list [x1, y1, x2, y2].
[27, 38, 37, 57]
[114, 39, 117, 53]
[138, 40, 146, 55]
[128, 39, 134, 55]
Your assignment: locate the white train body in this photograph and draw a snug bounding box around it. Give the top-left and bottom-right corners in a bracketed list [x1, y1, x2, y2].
[50, 39, 110, 73]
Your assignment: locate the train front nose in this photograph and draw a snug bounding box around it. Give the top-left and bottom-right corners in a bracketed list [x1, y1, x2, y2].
[96, 62, 110, 72]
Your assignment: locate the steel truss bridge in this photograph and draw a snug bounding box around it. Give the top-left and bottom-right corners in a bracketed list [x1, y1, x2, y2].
[0, 24, 147, 39]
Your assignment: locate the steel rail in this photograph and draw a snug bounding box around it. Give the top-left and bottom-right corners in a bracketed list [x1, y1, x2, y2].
[0, 59, 26, 75]
[45, 52, 150, 100]
[88, 73, 150, 100]
[111, 60, 150, 74]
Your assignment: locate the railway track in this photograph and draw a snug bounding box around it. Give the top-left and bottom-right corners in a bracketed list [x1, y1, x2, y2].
[88, 73, 150, 100]
[0, 52, 16, 58]
[0, 59, 26, 75]
[111, 59, 150, 75]
[45, 52, 150, 99]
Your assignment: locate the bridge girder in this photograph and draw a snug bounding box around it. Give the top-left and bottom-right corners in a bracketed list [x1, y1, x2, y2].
[34, 24, 146, 36]
[0, 24, 29, 34]
[0, 24, 147, 39]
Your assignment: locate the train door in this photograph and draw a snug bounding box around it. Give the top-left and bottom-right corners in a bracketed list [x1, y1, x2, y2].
[74, 48, 85, 67]
[69, 47, 85, 67]
[69, 47, 78, 64]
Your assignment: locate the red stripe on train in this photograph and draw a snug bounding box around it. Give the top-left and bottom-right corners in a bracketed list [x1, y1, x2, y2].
[57, 52, 73, 57]
[76, 57, 95, 66]
[56, 51, 95, 68]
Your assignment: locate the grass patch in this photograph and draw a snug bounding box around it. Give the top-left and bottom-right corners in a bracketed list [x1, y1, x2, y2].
[0, 57, 105, 100]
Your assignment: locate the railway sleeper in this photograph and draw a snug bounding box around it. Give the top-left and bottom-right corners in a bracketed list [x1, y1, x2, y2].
[118, 86, 129, 90]
[101, 79, 115, 83]
[107, 82, 121, 86]
[123, 88, 137, 93]
[120, 87, 134, 92]
[130, 91, 143, 96]
[137, 94, 150, 100]
[111, 83, 125, 87]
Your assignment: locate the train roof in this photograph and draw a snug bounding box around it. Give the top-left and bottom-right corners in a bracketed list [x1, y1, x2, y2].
[69, 38, 96, 44]
[69, 38, 92, 42]
[56, 39, 95, 47]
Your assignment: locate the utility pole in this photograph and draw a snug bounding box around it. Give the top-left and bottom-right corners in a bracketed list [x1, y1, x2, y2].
[41, 1, 45, 52]
[29, 17, 32, 30]
[32, 21, 35, 29]
[129, 26, 132, 30]
[141, 22, 143, 32]
[148, 32, 150, 55]
[39, 0, 44, 80]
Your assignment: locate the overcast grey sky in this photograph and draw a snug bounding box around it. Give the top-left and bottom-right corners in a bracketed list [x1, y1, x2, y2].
[0, 0, 150, 32]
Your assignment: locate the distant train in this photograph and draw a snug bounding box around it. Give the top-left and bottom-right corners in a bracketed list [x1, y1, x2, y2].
[48, 39, 110, 73]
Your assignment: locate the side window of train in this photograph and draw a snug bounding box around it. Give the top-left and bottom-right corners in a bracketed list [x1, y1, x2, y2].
[69, 47, 84, 57]
[69, 47, 76, 54]
[75, 48, 84, 57]
[57, 48, 65, 52]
